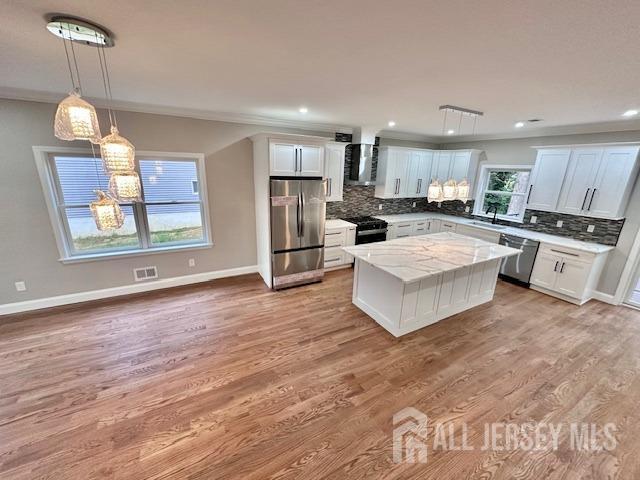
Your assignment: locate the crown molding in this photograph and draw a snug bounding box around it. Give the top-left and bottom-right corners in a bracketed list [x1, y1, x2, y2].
[0, 87, 354, 134]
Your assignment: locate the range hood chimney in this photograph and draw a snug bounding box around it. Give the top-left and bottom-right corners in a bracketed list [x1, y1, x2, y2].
[347, 127, 379, 185]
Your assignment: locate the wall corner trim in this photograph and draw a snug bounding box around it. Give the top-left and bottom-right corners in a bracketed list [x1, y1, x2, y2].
[0, 265, 259, 316]
[591, 290, 619, 305]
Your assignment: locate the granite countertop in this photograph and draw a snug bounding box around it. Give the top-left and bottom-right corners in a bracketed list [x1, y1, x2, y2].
[372, 213, 614, 254]
[325, 219, 357, 229]
[343, 232, 521, 283]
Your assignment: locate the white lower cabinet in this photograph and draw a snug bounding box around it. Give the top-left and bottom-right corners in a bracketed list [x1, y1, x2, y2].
[530, 243, 607, 304]
[324, 224, 356, 270]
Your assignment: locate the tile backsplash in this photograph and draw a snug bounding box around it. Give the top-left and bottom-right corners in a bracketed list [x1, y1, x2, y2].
[329, 133, 624, 246]
[423, 200, 624, 246]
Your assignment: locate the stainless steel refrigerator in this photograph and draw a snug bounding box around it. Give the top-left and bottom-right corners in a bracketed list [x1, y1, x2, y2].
[270, 179, 326, 289]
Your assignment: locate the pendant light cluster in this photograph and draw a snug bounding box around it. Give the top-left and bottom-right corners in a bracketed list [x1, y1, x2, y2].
[48, 17, 140, 230]
[427, 105, 483, 204]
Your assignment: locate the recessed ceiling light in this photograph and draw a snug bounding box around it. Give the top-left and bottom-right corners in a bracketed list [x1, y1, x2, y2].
[298, 106, 308, 114]
[388, 121, 396, 127]
[447, 129, 455, 135]
[622, 109, 638, 117]
[514, 121, 525, 128]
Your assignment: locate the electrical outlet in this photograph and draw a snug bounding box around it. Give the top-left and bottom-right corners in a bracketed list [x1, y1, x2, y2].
[530, 216, 537, 224]
[437, 202, 442, 208]
[464, 206, 470, 213]
[556, 220, 563, 228]
[15, 281, 26, 292]
[378, 204, 383, 210]
[412, 202, 416, 208]
[188, 258, 196, 267]
[587, 224, 595, 233]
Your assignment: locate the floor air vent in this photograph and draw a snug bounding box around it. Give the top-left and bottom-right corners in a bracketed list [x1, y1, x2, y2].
[134, 266, 158, 282]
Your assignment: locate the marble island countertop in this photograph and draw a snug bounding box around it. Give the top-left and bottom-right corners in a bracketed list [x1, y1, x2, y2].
[372, 213, 614, 254]
[343, 232, 521, 283]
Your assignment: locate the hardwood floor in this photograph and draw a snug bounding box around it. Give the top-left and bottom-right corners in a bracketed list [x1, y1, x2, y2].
[2, 269, 640, 479]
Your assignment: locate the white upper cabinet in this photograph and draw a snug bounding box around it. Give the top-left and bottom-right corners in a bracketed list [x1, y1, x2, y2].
[527, 149, 571, 212]
[269, 142, 297, 176]
[557, 148, 602, 215]
[375, 148, 410, 198]
[432, 151, 452, 182]
[324, 142, 346, 202]
[554, 145, 640, 219]
[588, 146, 640, 218]
[376, 148, 479, 199]
[269, 141, 324, 177]
[407, 150, 432, 197]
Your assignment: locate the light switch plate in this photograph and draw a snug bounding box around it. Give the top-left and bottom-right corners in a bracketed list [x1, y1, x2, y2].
[437, 202, 442, 208]
[464, 206, 470, 213]
[378, 204, 383, 210]
[412, 202, 416, 208]
[556, 220, 563, 228]
[15, 281, 26, 292]
[530, 216, 537, 224]
[587, 224, 595, 233]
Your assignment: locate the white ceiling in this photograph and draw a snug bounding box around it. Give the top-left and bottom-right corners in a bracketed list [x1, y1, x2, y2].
[2, 0, 640, 141]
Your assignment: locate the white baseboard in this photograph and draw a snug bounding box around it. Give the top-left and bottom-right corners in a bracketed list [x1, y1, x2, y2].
[591, 290, 619, 305]
[0, 265, 259, 316]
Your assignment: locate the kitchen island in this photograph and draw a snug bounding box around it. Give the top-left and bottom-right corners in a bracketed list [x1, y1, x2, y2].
[343, 232, 521, 337]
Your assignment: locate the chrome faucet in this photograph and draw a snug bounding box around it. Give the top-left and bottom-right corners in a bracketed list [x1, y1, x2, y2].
[485, 204, 499, 224]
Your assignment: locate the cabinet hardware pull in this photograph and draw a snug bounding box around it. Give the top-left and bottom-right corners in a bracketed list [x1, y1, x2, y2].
[294, 148, 298, 172]
[549, 249, 579, 257]
[326, 232, 341, 235]
[399, 223, 411, 227]
[527, 185, 533, 203]
[554, 261, 559, 272]
[416, 178, 421, 194]
[587, 188, 596, 211]
[328, 178, 332, 196]
[581, 188, 591, 210]
[299, 148, 303, 171]
[560, 262, 565, 273]
[326, 258, 340, 262]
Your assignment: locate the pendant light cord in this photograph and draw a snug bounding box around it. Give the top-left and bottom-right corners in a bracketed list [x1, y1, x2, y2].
[66, 23, 83, 95]
[97, 39, 118, 129]
[61, 25, 77, 92]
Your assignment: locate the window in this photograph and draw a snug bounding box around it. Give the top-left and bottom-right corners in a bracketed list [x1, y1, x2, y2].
[34, 147, 211, 261]
[473, 165, 532, 222]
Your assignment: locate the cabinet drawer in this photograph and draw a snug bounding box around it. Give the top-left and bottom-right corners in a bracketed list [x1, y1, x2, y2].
[440, 222, 457, 232]
[324, 246, 345, 268]
[538, 243, 595, 264]
[324, 228, 346, 247]
[396, 223, 413, 236]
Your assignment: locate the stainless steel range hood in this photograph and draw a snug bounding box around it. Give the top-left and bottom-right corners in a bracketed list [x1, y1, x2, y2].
[347, 127, 379, 185]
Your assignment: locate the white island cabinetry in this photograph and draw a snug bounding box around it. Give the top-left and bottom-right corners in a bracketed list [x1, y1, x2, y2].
[343, 233, 520, 337]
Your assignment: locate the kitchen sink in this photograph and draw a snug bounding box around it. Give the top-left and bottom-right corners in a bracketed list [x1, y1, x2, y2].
[470, 221, 507, 230]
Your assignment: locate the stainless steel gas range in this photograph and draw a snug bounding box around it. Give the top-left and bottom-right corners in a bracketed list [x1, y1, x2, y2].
[341, 216, 388, 244]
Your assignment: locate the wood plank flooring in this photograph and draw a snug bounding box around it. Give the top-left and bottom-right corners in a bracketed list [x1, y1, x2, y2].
[1, 269, 640, 479]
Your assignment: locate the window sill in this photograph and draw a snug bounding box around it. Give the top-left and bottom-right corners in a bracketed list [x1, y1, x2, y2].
[59, 242, 213, 264]
[473, 212, 525, 224]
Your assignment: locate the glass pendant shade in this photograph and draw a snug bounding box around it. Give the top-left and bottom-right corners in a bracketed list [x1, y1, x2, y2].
[90, 190, 124, 231]
[54, 91, 101, 143]
[100, 126, 135, 172]
[457, 179, 470, 203]
[442, 179, 458, 201]
[427, 180, 444, 203]
[109, 171, 142, 202]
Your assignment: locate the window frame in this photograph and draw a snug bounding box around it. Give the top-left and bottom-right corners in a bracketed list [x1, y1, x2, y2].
[472, 164, 532, 223]
[33, 146, 212, 263]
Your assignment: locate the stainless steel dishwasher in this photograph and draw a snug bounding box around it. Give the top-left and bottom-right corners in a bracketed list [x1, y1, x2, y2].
[498, 234, 540, 287]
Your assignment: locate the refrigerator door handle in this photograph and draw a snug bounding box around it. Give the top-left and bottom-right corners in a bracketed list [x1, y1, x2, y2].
[300, 191, 305, 237]
[297, 192, 302, 237]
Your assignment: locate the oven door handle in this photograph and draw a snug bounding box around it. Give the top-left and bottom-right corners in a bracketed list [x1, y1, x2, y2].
[357, 228, 388, 236]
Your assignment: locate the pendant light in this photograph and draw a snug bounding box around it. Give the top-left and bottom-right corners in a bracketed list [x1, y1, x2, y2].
[94, 31, 141, 201]
[442, 179, 458, 201]
[457, 179, 471, 203]
[51, 20, 101, 143]
[427, 179, 444, 203]
[109, 170, 142, 202]
[90, 190, 125, 230]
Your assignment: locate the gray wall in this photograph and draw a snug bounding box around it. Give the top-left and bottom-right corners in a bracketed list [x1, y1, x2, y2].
[441, 132, 640, 296]
[0, 98, 330, 305]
